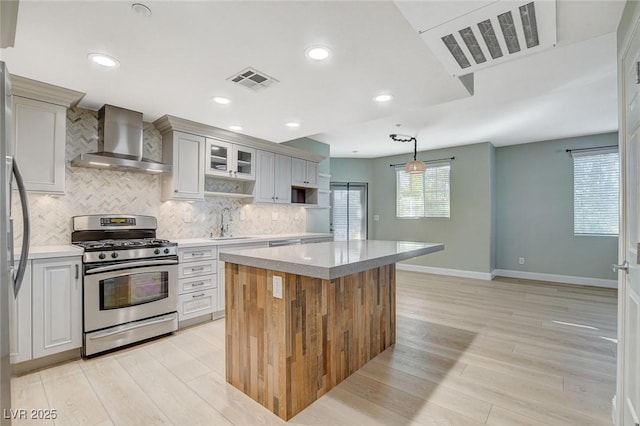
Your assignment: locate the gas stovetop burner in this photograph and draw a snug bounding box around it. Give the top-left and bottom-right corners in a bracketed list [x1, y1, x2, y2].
[77, 238, 174, 251]
[71, 215, 178, 263]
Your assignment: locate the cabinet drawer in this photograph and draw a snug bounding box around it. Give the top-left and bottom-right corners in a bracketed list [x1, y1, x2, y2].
[178, 246, 216, 262]
[179, 274, 216, 294]
[179, 260, 216, 279]
[178, 289, 216, 321]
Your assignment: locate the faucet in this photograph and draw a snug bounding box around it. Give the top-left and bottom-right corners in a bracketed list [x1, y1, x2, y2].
[220, 207, 232, 237]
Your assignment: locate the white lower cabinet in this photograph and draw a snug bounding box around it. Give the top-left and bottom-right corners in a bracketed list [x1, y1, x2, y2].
[32, 257, 82, 359]
[9, 262, 32, 364]
[178, 289, 216, 321]
[177, 245, 217, 325]
[10, 256, 82, 363]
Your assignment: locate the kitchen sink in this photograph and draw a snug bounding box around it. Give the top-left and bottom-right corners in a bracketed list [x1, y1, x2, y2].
[209, 236, 251, 241]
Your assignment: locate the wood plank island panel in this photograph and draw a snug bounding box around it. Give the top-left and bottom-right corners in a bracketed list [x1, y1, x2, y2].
[225, 262, 396, 420]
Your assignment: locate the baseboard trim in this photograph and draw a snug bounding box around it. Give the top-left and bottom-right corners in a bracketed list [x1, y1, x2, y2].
[492, 269, 618, 289]
[397, 263, 493, 281]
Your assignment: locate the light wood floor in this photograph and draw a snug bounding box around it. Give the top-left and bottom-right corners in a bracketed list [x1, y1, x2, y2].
[11, 271, 618, 425]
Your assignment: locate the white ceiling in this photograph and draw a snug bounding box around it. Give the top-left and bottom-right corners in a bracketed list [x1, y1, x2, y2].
[0, 0, 626, 159]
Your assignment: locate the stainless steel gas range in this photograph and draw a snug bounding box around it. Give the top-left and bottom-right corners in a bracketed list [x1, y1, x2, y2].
[71, 214, 178, 356]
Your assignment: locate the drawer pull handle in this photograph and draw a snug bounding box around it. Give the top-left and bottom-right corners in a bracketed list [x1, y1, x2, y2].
[192, 293, 206, 298]
[192, 282, 206, 287]
[191, 252, 205, 257]
[191, 266, 205, 272]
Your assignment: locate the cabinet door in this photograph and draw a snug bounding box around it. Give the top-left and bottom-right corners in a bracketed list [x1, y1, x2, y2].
[12, 96, 66, 194]
[234, 145, 256, 180]
[169, 132, 205, 200]
[32, 257, 82, 358]
[205, 138, 233, 177]
[9, 261, 32, 363]
[274, 154, 292, 203]
[305, 162, 319, 188]
[255, 150, 276, 203]
[291, 158, 307, 187]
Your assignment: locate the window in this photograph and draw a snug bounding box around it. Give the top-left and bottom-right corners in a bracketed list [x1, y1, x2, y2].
[572, 148, 619, 236]
[396, 162, 450, 218]
[330, 182, 368, 241]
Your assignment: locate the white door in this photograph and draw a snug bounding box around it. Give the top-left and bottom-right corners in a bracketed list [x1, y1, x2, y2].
[274, 154, 291, 204]
[32, 257, 82, 358]
[618, 16, 640, 426]
[255, 150, 275, 203]
[175, 132, 204, 199]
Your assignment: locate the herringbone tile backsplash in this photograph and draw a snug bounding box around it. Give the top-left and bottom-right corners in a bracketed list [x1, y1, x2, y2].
[12, 107, 306, 247]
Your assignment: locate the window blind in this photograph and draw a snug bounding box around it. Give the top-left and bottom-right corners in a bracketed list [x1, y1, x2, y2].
[572, 149, 619, 236]
[396, 162, 450, 218]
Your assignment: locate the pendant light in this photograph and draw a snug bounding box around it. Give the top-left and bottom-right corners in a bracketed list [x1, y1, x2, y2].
[389, 134, 426, 174]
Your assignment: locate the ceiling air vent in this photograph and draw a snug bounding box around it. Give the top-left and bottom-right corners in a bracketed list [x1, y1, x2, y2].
[419, 0, 556, 77]
[227, 67, 279, 91]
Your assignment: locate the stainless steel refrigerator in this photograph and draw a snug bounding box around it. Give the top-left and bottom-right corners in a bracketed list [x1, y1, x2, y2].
[0, 61, 30, 423]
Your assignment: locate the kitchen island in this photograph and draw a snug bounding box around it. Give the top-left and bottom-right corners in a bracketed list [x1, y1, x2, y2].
[219, 240, 444, 420]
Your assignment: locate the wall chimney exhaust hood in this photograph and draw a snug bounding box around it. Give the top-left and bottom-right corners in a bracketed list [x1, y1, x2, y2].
[71, 104, 171, 174]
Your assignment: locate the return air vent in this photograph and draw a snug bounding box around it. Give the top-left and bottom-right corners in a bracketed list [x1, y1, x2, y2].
[418, 0, 556, 77]
[227, 67, 279, 91]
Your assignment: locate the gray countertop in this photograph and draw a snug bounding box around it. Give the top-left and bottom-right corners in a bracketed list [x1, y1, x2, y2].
[175, 232, 333, 248]
[218, 240, 444, 279]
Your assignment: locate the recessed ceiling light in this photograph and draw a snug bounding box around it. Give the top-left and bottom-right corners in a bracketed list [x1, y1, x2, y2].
[286, 122, 300, 128]
[211, 96, 231, 105]
[88, 53, 120, 68]
[306, 46, 331, 61]
[131, 3, 152, 16]
[229, 125, 243, 131]
[374, 94, 393, 103]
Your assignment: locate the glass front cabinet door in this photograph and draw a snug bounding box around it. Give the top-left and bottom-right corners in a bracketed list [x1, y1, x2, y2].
[234, 145, 256, 180]
[205, 138, 232, 177]
[205, 138, 255, 180]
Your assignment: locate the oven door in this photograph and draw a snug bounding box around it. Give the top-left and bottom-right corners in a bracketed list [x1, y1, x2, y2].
[83, 259, 178, 332]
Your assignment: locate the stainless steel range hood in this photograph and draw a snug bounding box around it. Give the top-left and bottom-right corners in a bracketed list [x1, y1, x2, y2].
[71, 104, 171, 174]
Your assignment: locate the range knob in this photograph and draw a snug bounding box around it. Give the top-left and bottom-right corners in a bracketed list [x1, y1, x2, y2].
[111, 252, 119, 259]
[154, 248, 160, 255]
[98, 253, 106, 260]
[163, 248, 170, 254]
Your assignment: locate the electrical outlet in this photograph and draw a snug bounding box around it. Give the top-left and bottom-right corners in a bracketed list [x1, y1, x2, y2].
[273, 275, 283, 299]
[272, 212, 278, 221]
[240, 209, 246, 221]
[374, 215, 380, 221]
[518, 257, 525, 265]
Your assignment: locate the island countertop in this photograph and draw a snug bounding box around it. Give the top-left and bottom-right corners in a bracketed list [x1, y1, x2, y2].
[218, 240, 444, 279]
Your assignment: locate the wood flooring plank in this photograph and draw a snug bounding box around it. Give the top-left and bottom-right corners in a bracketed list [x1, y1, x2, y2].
[9, 271, 616, 425]
[41, 371, 112, 426]
[80, 355, 171, 425]
[115, 349, 232, 426]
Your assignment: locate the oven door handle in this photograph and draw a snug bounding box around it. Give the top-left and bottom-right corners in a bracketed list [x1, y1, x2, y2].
[85, 259, 178, 275]
[87, 314, 176, 340]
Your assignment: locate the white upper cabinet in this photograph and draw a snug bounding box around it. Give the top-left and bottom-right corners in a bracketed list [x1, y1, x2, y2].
[255, 150, 291, 204]
[10, 75, 84, 194]
[162, 131, 205, 201]
[291, 158, 319, 188]
[205, 138, 256, 180]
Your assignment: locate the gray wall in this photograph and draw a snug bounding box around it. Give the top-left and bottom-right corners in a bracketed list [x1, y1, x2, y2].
[331, 133, 619, 280]
[495, 133, 618, 280]
[332, 142, 494, 273]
